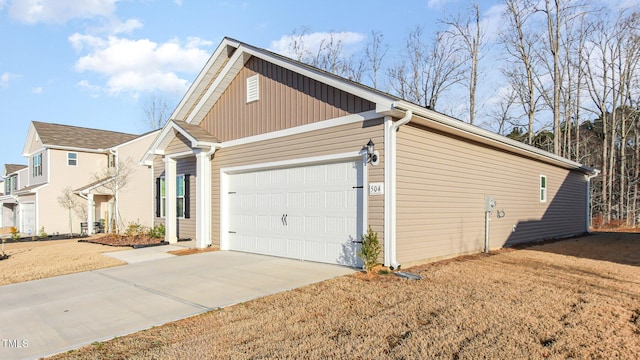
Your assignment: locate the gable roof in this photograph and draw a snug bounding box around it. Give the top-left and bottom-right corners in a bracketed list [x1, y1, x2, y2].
[22, 122, 138, 156]
[143, 120, 220, 164]
[165, 37, 595, 175]
[5, 164, 27, 176]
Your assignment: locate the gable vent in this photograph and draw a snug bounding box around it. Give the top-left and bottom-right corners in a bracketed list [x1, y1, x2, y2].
[246, 74, 259, 103]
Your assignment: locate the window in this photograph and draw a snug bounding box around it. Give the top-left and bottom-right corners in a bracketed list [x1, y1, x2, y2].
[246, 74, 259, 103]
[4, 177, 10, 194]
[156, 175, 190, 219]
[11, 175, 17, 191]
[33, 153, 42, 177]
[67, 152, 77, 166]
[540, 175, 547, 202]
[176, 175, 185, 218]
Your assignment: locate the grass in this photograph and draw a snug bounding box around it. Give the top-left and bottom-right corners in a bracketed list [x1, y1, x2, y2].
[45, 232, 640, 359]
[0, 238, 128, 285]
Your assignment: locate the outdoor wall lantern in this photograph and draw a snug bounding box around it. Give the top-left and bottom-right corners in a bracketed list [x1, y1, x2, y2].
[366, 139, 379, 165]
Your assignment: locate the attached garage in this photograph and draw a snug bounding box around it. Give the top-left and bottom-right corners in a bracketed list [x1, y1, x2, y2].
[144, 37, 595, 270]
[225, 160, 364, 267]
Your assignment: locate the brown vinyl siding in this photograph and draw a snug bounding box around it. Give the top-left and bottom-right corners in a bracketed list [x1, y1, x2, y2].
[396, 123, 587, 266]
[200, 57, 376, 141]
[210, 119, 385, 248]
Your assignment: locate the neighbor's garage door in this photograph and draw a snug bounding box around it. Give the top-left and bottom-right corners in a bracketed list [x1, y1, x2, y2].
[21, 203, 35, 235]
[228, 160, 363, 267]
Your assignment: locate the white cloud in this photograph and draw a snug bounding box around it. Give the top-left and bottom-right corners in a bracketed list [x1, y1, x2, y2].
[32, 86, 43, 94]
[1, 72, 21, 87]
[174, 0, 183, 5]
[71, 34, 212, 96]
[7, 0, 118, 24]
[269, 31, 366, 59]
[0, 0, 6, 11]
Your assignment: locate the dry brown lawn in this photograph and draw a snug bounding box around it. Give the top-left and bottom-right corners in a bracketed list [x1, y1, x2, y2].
[0, 238, 127, 285]
[45, 232, 640, 359]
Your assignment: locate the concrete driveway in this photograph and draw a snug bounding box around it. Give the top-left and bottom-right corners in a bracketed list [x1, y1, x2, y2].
[0, 251, 354, 360]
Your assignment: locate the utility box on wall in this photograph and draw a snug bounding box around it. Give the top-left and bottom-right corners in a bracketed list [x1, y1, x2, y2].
[485, 195, 496, 212]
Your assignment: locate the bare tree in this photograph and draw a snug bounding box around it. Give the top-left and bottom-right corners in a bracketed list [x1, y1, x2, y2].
[442, 1, 485, 124]
[92, 156, 136, 234]
[58, 186, 80, 236]
[365, 31, 388, 89]
[142, 94, 171, 130]
[388, 26, 465, 110]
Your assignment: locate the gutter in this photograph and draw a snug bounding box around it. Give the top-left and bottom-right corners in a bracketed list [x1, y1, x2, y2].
[384, 109, 412, 270]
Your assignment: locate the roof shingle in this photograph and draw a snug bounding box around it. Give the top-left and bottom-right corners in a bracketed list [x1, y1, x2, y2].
[33, 121, 138, 150]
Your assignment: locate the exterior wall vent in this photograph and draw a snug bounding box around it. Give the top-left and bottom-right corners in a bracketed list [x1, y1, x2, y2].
[246, 74, 259, 103]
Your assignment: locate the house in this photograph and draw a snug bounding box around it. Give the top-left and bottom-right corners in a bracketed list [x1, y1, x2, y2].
[18, 121, 158, 236]
[1, 164, 28, 232]
[143, 37, 595, 269]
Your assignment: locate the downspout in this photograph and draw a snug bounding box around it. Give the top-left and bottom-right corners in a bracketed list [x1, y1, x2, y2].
[109, 149, 118, 234]
[384, 109, 413, 270]
[586, 170, 601, 233]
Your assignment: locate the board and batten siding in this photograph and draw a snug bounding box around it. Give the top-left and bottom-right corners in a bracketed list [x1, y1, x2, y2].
[396, 123, 588, 266]
[199, 57, 376, 142]
[210, 119, 385, 250]
[153, 141, 197, 241]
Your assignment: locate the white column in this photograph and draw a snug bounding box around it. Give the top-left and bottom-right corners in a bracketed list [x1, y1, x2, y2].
[196, 150, 212, 248]
[87, 193, 94, 234]
[165, 157, 177, 243]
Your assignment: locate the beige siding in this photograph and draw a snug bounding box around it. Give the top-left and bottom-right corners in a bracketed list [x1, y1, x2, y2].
[166, 133, 193, 154]
[210, 119, 385, 249]
[153, 156, 197, 240]
[200, 57, 376, 141]
[115, 133, 156, 228]
[396, 123, 588, 266]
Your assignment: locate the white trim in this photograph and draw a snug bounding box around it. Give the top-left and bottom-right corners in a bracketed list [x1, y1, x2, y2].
[171, 38, 241, 121]
[220, 151, 364, 252]
[67, 152, 78, 166]
[143, 120, 220, 164]
[383, 117, 392, 267]
[185, 47, 247, 124]
[223, 110, 380, 148]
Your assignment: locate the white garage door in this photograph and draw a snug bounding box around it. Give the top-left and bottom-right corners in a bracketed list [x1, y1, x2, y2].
[21, 203, 35, 235]
[228, 160, 363, 267]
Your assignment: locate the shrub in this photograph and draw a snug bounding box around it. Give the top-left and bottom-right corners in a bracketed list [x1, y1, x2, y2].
[39, 226, 48, 239]
[148, 224, 166, 239]
[357, 226, 381, 272]
[10, 226, 19, 241]
[125, 222, 148, 237]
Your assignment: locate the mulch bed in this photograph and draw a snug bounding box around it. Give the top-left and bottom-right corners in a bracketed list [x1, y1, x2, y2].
[81, 234, 167, 248]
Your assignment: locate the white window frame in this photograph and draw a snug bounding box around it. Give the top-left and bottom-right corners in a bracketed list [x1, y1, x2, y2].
[160, 175, 186, 218]
[246, 74, 259, 103]
[67, 152, 78, 166]
[540, 175, 547, 203]
[33, 153, 42, 177]
[176, 174, 185, 219]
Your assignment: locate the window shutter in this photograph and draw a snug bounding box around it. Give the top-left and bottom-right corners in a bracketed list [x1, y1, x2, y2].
[155, 178, 161, 218]
[184, 174, 190, 219]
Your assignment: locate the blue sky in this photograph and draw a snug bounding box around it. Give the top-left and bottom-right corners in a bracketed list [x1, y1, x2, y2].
[0, 0, 637, 168]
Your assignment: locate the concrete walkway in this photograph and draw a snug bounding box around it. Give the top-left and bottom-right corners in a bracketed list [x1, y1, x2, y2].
[0, 251, 355, 359]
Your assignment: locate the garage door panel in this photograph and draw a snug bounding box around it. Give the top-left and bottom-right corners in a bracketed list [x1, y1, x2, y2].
[228, 160, 363, 267]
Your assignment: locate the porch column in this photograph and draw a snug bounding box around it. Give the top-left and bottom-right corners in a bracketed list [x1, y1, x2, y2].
[164, 157, 177, 243]
[87, 193, 94, 234]
[195, 150, 212, 248]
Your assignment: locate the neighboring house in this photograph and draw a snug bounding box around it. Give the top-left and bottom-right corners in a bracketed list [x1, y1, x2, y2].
[0, 164, 28, 231]
[18, 121, 157, 235]
[144, 37, 596, 269]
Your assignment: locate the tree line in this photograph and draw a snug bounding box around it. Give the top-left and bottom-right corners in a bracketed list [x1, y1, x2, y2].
[287, 0, 640, 228]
